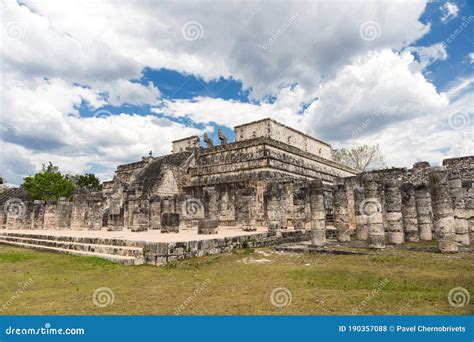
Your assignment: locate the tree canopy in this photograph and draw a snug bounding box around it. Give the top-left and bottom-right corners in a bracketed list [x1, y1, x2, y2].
[22, 162, 75, 201]
[76, 173, 102, 191]
[332, 144, 386, 171]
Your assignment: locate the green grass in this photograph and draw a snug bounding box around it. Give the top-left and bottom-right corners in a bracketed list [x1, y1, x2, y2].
[0, 244, 472, 315]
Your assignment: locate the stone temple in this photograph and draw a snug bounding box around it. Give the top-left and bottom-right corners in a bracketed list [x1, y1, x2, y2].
[0, 118, 472, 265]
[101, 118, 359, 232]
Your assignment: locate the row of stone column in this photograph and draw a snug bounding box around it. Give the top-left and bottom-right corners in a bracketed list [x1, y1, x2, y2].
[330, 168, 471, 252]
[2, 198, 100, 231]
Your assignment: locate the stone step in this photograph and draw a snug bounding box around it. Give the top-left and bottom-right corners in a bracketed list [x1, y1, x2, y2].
[0, 239, 144, 266]
[0, 235, 143, 257]
[0, 232, 138, 247]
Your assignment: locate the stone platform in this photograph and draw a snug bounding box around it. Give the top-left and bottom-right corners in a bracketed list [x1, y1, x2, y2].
[275, 240, 473, 255]
[0, 227, 309, 266]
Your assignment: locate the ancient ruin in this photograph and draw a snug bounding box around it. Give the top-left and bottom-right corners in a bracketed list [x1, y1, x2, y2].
[0, 118, 472, 265]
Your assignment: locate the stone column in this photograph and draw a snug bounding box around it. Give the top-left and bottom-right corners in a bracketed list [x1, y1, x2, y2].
[89, 196, 104, 230]
[107, 198, 124, 231]
[43, 201, 57, 229]
[240, 187, 257, 232]
[354, 186, 368, 240]
[448, 172, 470, 246]
[362, 174, 385, 249]
[149, 197, 162, 230]
[429, 168, 458, 253]
[463, 181, 474, 243]
[31, 200, 45, 229]
[309, 179, 326, 246]
[344, 177, 357, 231]
[198, 187, 218, 234]
[265, 183, 282, 231]
[292, 186, 307, 230]
[414, 183, 433, 241]
[279, 184, 290, 229]
[130, 199, 149, 232]
[70, 192, 88, 230]
[400, 183, 419, 242]
[4, 198, 29, 229]
[57, 197, 72, 230]
[384, 179, 404, 244]
[333, 182, 350, 242]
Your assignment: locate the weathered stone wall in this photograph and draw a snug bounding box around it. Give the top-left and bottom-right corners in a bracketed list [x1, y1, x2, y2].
[234, 118, 332, 159]
[171, 135, 200, 153]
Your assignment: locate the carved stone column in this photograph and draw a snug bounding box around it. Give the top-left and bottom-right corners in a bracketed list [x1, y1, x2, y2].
[384, 179, 404, 244]
[362, 174, 385, 249]
[31, 200, 45, 229]
[130, 199, 149, 232]
[414, 184, 434, 241]
[429, 168, 458, 253]
[354, 186, 368, 240]
[333, 182, 350, 242]
[400, 183, 419, 242]
[448, 172, 470, 246]
[309, 179, 326, 246]
[463, 180, 474, 243]
[198, 187, 219, 234]
[265, 183, 282, 232]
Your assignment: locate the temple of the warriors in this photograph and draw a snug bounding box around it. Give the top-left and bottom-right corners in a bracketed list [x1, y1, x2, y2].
[0, 118, 472, 265]
[100, 118, 359, 232]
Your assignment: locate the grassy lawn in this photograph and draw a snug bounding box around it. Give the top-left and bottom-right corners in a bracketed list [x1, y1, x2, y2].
[0, 244, 472, 315]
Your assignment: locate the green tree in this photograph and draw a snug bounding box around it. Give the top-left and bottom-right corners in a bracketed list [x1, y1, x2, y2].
[332, 144, 386, 171]
[22, 163, 75, 201]
[76, 173, 102, 191]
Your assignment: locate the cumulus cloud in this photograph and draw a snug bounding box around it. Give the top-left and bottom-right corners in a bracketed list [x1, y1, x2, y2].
[0, 0, 471, 185]
[440, 2, 460, 23]
[406, 43, 448, 71]
[4, 0, 430, 99]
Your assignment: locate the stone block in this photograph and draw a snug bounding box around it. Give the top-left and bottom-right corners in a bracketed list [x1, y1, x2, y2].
[161, 213, 180, 233]
[198, 219, 218, 234]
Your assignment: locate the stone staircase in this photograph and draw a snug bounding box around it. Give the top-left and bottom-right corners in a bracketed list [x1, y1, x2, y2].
[0, 232, 144, 265]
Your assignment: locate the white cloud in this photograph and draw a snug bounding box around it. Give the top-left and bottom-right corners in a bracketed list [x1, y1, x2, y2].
[3, 0, 430, 99]
[440, 2, 459, 23]
[100, 80, 161, 107]
[1, 0, 471, 185]
[469, 52, 474, 64]
[406, 43, 448, 71]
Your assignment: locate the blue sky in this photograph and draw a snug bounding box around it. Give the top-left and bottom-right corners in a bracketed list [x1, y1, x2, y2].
[1, 0, 473, 185]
